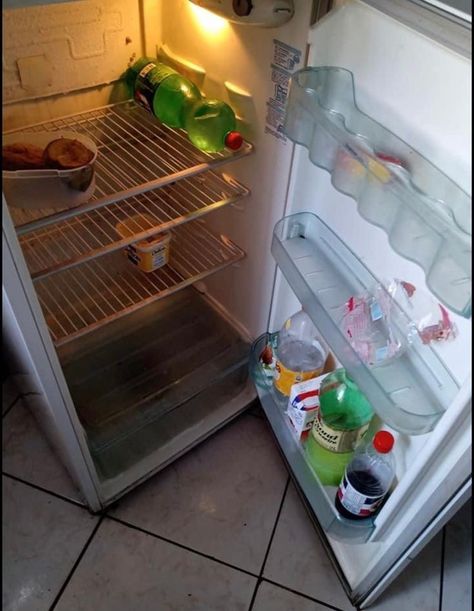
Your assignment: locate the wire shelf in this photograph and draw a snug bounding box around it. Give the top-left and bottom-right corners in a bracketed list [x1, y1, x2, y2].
[5, 100, 253, 236]
[35, 220, 245, 347]
[17, 171, 249, 280]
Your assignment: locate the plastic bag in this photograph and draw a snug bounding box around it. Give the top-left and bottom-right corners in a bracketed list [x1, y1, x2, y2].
[387, 279, 457, 345]
[340, 284, 406, 367]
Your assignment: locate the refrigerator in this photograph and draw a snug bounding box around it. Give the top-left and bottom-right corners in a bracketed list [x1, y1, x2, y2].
[2, 0, 471, 607]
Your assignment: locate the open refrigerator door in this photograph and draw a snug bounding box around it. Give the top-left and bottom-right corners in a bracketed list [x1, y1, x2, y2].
[249, 0, 471, 606]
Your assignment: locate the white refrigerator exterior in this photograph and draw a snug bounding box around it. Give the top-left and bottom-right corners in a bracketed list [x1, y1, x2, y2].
[2, 0, 471, 607]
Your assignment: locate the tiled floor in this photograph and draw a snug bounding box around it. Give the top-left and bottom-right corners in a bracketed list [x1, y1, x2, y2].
[2, 378, 472, 611]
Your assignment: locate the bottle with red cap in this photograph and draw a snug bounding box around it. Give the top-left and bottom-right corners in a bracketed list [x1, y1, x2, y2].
[335, 430, 395, 520]
[127, 57, 243, 153]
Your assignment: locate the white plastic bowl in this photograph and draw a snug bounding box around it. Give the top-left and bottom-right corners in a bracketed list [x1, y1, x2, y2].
[2, 130, 98, 210]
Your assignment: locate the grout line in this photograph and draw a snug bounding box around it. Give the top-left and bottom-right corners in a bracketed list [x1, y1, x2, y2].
[106, 514, 259, 580]
[2, 394, 22, 419]
[2, 392, 41, 419]
[2, 472, 88, 510]
[262, 578, 347, 611]
[247, 476, 291, 611]
[48, 515, 105, 610]
[438, 526, 446, 611]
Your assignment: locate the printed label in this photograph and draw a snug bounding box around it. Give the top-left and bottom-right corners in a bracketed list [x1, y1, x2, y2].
[337, 473, 385, 517]
[311, 414, 369, 453]
[265, 39, 302, 142]
[274, 360, 323, 396]
[134, 62, 176, 114]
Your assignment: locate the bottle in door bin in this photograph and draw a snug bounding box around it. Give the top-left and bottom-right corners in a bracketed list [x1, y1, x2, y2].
[274, 310, 328, 397]
[305, 369, 374, 486]
[335, 431, 395, 520]
[128, 57, 202, 128]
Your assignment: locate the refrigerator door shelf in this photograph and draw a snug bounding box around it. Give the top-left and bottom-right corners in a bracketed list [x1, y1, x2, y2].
[271, 212, 459, 435]
[283, 66, 471, 318]
[6, 100, 253, 237]
[250, 333, 375, 543]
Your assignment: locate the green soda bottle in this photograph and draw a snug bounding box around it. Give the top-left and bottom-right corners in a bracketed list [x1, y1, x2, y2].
[306, 369, 374, 486]
[128, 57, 202, 129]
[184, 98, 243, 153]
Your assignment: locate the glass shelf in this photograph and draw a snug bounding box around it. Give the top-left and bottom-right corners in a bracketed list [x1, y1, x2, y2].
[250, 333, 375, 543]
[271, 212, 459, 436]
[283, 67, 471, 318]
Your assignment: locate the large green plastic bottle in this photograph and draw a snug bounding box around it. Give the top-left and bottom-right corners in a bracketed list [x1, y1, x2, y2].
[305, 369, 374, 486]
[128, 58, 202, 129]
[184, 98, 243, 153]
[127, 57, 243, 152]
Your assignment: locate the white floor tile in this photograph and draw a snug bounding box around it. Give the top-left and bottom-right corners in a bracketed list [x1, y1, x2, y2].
[368, 530, 443, 611]
[253, 581, 335, 611]
[264, 483, 354, 611]
[442, 499, 472, 611]
[2, 476, 98, 611]
[2, 397, 84, 504]
[55, 518, 256, 611]
[110, 414, 288, 573]
[2, 377, 19, 415]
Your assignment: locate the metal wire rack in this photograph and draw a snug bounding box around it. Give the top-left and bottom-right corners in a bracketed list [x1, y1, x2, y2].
[35, 220, 245, 347]
[18, 171, 249, 280]
[6, 100, 253, 236]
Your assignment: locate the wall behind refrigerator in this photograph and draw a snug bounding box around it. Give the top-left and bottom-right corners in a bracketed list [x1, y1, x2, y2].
[158, 0, 314, 338]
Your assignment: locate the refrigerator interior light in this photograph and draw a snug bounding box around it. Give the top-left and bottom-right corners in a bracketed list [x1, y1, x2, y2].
[188, 0, 294, 27]
[189, 3, 230, 35]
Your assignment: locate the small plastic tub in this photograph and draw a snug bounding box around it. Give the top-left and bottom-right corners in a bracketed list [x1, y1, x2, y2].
[2, 130, 98, 210]
[115, 215, 171, 273]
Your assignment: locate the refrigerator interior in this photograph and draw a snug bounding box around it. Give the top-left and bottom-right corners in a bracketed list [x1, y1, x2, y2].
[2, 0, 471, 600]
[2, 0, 315, 505]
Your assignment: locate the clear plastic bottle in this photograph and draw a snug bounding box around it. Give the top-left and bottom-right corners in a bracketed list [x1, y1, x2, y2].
[335, 430, 395, 520]
[274, 310, 328, 397]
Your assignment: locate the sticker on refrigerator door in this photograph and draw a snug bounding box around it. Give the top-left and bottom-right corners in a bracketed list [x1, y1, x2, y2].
[272, 39, 302, 72]
[265, 100, 287, 142]
[265, 39, 302, 143]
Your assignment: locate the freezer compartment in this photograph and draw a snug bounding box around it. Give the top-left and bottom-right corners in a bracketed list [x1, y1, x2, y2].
[58, 288, 253, 501]
[250, 333, 375, 543]
[32, 219, 245, 346]
[14, 171, 249, 279]
[271, 212, 459, 435]
[6, 100, 253, 236]
[283, 67, 471, 318]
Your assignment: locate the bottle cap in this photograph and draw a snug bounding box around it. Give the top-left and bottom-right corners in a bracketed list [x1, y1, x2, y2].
[225, 131, 243, 150]
[373, 431, 394, 453]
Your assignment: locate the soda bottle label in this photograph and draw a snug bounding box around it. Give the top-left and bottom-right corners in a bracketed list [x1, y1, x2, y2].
[337, 472, 384, 517]
[134, 62, 176, 114]
[274, 360, 324, 396]
[311, 412, 369, 453]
